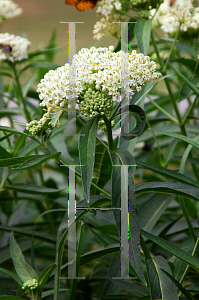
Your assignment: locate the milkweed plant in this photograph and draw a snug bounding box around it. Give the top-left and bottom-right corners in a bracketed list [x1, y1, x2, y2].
[0, 0, 199, 299]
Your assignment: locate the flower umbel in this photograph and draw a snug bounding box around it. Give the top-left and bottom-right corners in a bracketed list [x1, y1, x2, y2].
[37, 46, 161, 122]
[0, 0, 22, 23]
[0, 33, 31, 62]
[150, 0, 199, 36]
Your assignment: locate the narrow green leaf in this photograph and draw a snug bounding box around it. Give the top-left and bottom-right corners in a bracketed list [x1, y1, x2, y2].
[136, 160, 199, 188]
[16, 152, 61, 170]
[135, 181, 199, 202]
[169, 63, 199, 96]
[138, 194, 173, 232]
[91, 142, 112, 196]
[179, 77, 199, 102]
[0, 297, 23, 300]
[0, 226, 56, 244]
[0, 155, 37, 167]
[10, 232, 38, 282]
[135, 18, 152, 55]
[146, 256, 178, 300]
[5, 183, 64, 194]
[38, 264, 56, 289]
[0, 133, 12, 143]
[141, 229, 199, 272]
[20, 62, 59, 74]
[110, 148, 145, 283]
[79, 114, 100, 202]
[152, 129, 199, 150]
[0, 267, 23, 286]
[0, 108, 21, 118]
[161, 269, 193, 300]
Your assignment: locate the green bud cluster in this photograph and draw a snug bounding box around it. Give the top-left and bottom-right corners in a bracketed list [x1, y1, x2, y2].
[26, 119, 54, 136]
[22, 279, 38, 290]
[130, 0, 163, 18]
[77, 89, 113, 117]
[98, 119, 115, 132]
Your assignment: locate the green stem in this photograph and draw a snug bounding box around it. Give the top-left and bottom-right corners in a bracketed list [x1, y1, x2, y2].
[102, 115, 114, 150]
[178, 197, 196, 242]
[178, 238, 199, 296]
[147, 95, 179, 124]
[10, 62, 31, 122]
[182, 96, 198, 124]
[163, 24, 180, 72]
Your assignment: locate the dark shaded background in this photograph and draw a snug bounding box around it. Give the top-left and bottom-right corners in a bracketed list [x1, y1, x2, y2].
[3, 0, 118, 65]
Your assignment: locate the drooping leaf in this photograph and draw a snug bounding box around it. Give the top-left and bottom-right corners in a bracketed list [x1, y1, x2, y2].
[79, 114, 100, 202]
[15, 152, 61, 170]
[152, 129, 199, 149]
[135, 18, 152, 55]
[10, 232, 38, 283]
[110, 147, 145, 283]
[141, 230, 199, 272]
[135, 181, 199, 202]
[0, 155, 38, 167]
[136, 160, 199, 188]
[146, 256, 178, 300]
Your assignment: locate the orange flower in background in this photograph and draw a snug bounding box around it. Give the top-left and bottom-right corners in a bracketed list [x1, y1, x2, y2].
[65, 0, 99, 11]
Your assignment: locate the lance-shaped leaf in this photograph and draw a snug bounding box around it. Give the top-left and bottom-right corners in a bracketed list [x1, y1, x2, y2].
[152, 129, 199, 150]
[110, 147, 145, 282]
[121, 105, 146, 140]
[38, 264, 56, 290]
[79, 114, 100, 202]
[15, 152, 61, 170]
[135, 181, 199, 202]
[141, 230, 199, 272]
[146, 256, 179, 300]
[91, 142, 112, 196]
[135, 18, 152, 55]
[10, 232, 38, 283]
[161, 269, 193, 300]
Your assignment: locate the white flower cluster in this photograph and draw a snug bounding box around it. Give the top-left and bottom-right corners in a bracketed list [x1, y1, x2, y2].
[93, 0, 122, 40]
[0, 0, 22, 22]
[0, 33, 31, 62]
[22, 279, 38, 290]
[96, 0, 122, 16]
[93, 14, 125, 40]
[37, 46, 161, 119]
[150, 0, 199, 34]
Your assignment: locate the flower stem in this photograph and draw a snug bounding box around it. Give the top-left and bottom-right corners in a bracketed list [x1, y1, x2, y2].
[10, 62, 31, 122]
[102, 115, 114, 150]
